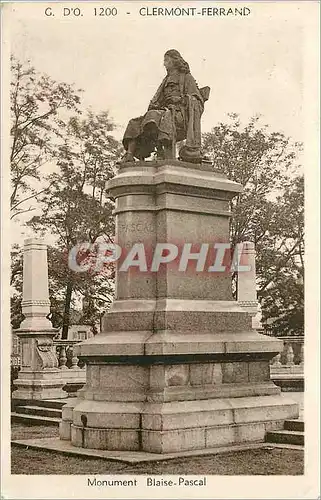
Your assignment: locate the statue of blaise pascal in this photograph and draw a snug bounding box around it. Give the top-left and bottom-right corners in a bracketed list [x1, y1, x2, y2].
[121, 49, 210, 164]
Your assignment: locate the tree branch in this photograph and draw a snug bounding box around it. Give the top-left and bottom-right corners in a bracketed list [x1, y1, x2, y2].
[11, 183, 53, 212]
[10, 206, 36, 219]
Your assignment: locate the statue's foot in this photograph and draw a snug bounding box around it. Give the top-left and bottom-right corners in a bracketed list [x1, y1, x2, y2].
[119, 152, 135, 164]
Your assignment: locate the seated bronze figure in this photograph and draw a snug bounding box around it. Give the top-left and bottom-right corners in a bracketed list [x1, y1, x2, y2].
[122, 49, 210, 164]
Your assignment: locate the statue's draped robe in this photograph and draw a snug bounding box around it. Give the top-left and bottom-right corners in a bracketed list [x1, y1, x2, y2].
[123, 70, 204, 159]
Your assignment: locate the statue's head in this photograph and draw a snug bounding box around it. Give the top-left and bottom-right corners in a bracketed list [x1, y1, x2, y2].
[164, 49, 190, 74]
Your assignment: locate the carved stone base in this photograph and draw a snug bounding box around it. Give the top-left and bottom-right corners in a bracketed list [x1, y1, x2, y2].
[12, 329, 66, 400]
[60, 357, 298, 452]
[60, 324, 299, 452]
[13, 369, 67, 400]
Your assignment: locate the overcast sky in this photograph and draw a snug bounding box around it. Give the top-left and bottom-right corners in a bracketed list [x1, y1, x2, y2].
[8, 2, 306, 142]
[5, 1, 316, 243]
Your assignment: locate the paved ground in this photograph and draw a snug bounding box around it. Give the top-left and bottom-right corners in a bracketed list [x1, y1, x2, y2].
[11, 424, 304, 475]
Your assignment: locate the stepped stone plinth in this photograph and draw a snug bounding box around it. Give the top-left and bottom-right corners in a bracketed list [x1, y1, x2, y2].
[13, 238, 66, 400]
[60, 160, 298, 453]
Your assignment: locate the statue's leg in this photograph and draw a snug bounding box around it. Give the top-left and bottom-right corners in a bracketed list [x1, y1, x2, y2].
[156, 145, 165, 160]
[164, 143, 173, 160]
[127, 140, 136, 154]
[144, 122, 158, 139]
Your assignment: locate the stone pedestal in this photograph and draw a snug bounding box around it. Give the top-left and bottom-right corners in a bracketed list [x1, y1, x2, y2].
[60, 161, 298, 452]
[237, 241, 259, 316]
[13, 238, 66, 400]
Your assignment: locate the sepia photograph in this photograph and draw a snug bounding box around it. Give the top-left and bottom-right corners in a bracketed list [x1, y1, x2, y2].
[1, 1, 319, 499]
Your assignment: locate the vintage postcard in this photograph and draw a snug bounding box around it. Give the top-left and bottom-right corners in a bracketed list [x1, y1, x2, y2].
[1, 1, 320, 499]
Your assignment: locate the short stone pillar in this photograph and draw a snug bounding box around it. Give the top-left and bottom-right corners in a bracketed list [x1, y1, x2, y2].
[13, 238, 66, 400]
[237, 241, 259, 316]
[61, 161, 298, 454]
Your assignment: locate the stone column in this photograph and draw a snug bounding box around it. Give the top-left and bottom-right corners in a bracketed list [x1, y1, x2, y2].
[237, 241, 259, 316]
[13, 238, 67, 400]
[20, 238, 52, 329]
[61, 161, 298, 453]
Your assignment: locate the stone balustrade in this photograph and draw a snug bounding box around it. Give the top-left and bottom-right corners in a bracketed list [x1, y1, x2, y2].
[12, 338, 86, 369]
[270, 336, 304, 390]
[11, 337, 86, 396]
[53, 340, 86, 394]
[54, 340, 83, 370]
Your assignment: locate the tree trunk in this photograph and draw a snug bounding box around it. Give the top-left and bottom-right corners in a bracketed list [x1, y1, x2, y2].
[61, 279, 73, 340]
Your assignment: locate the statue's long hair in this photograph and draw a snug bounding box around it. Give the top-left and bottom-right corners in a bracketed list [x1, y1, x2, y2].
[164, 49, 190, 74]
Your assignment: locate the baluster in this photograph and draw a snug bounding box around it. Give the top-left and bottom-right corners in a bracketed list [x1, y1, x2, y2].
[285, 343, 294, 366]
[70, 345, 79, 369]
[299, 344, 304, 366]
[271, 353, 281, 367]
[54, 345, 60, 366]
[58, 345, 68, 370]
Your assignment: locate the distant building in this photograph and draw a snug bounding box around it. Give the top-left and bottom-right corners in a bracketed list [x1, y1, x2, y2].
[64, 324, 95, 341]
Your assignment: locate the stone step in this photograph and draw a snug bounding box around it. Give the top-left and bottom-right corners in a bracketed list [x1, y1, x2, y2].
[265, 429, 304, 446]
[15, 405, 62, 419]
[265, 443, 304, 451]
[11, 412, 60, 426]
[284, 419, 304, 432]
[12, 398, 67, 410]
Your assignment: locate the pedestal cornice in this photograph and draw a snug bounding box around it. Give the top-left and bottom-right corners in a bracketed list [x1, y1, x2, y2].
[106, 161, 243, 202]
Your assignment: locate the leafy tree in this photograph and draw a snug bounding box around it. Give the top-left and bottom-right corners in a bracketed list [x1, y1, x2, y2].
[11, 243, 23, 288]
[11, 295, 24, 330]
[203, 114, 304, 335]
[27, 111, 121, 338]
[10, 56, 81, 219]
[10, 244, 24, 329]
[258, 176, 304, 335]
[260, 268, 304, 336]
[46, 245, 115, 334]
